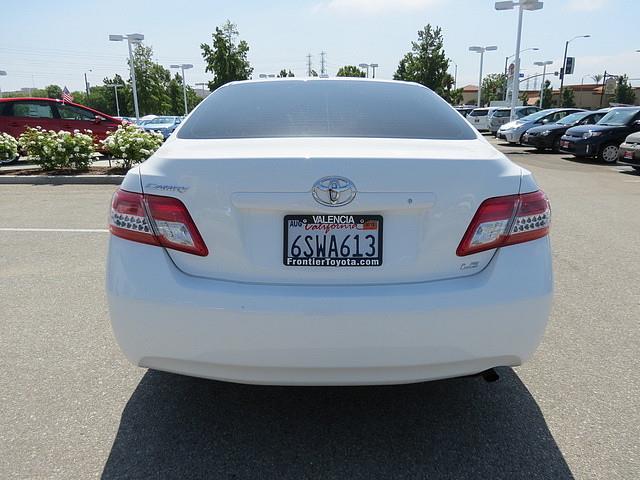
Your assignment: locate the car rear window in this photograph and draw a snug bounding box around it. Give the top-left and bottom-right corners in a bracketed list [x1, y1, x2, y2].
[178, 80, 477, 140]
[492, 110, 510, 118]
[468, 109, 488, 117]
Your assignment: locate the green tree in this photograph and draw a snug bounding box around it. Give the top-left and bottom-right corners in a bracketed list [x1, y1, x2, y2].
[480, 73, 506, 105]
[44, 85, 62, 100]
[277, 69, 294, 77]
[393, 24, 453, 100]
[615, 75, 636, 104]
[168, 73, 202, 115]
[336, 65, 366, 77]
[129, 44, 172, 115]
[540, 80, 553, 108]
[449, 88, 464, 105]
[561, 87, 576, 107]
[201, 20, 253, 91]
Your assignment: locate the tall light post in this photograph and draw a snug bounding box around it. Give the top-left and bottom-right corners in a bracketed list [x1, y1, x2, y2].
[495, 0, 544, 121]
[105, 83, 124, 117]
[534, 61, 553, 108]
[369, 63, 379, 79]
[469, 45, 497, 107]
[109, 33, 144, 121]
[170, 64, 194, 115]
[558, 34, 590, 105]
[358, 63, 370, 78]
[0, 70, 6, 98]
[450, 60, 458, 89]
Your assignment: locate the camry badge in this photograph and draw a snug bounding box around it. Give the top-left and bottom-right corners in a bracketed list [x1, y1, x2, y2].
[312, 176, 357, 207]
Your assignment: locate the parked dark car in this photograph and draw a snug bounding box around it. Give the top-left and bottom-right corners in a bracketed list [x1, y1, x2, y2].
[0, 97, 122, 142]
[523, 109, 610, 152]
[559, 107, 640, 163]
[618, 131, 640, 171]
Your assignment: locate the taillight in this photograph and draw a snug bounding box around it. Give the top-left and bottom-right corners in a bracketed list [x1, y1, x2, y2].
[109, 189, 208, 256]
[457, 190, 550, 256]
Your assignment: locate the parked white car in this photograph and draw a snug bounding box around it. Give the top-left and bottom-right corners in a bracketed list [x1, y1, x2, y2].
[106, 79, 553, 386]
[467, 107, 496, 132]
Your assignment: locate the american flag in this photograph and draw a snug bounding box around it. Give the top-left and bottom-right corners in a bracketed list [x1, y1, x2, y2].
[62, 86, 73, 103]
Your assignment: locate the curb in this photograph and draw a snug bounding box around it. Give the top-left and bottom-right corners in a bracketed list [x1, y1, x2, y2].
[0, 175, 124, 185]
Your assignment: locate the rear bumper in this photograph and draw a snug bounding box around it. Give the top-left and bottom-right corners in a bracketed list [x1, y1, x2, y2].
[559, 138, 596, 157]
[503, 131, 522, 143]
[106, 236, 553, 385]
[618, 144, 640, 166]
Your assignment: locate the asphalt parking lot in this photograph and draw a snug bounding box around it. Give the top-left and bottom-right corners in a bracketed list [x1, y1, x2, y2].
[1, 139, 639, 479]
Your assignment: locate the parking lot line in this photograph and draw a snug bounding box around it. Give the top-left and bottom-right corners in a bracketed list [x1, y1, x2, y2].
[0, 227, 108, 233]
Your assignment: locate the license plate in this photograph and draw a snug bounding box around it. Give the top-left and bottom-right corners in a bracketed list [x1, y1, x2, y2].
[624, 150, 633, 159]
[561, 141, 570, 148]
[283, 214, 383, 267]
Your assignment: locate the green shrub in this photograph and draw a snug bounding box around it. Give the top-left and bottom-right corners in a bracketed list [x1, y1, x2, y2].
[0, 132, 18, 163]
[18, 127, 97, 171]
[102, 123, 164, 169]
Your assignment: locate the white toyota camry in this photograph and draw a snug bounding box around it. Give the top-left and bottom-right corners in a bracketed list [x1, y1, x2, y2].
[106, 78, 552, 386]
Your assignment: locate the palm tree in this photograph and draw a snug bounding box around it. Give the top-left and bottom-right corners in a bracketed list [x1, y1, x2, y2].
[591, 74, 603, 84]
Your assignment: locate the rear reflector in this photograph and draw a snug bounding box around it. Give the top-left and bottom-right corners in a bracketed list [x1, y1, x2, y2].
[109, 189, 208, 256]
[457, 190, 550, 256]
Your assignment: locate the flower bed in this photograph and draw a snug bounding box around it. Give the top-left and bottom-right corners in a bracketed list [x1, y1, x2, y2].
[18, 127, 98, 171]
[0, 132, 19, 164]
[101, 123, 164, 169]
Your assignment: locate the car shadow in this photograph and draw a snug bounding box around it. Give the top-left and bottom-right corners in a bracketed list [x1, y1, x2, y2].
[101, 368, 573, 480]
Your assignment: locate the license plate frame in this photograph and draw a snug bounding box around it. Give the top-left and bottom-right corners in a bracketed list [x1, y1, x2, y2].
[283, 214, 383, 267]
[624, 150, 633, 159]
[561, 141, 570, 149]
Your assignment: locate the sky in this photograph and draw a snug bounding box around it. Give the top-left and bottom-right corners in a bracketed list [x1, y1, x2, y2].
[1, 0, 638, 94]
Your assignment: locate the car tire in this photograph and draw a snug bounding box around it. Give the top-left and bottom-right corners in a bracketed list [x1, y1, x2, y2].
[552, 137, 561, 153]
[535, 147, 546, 152]
[599, 143, 619, 164]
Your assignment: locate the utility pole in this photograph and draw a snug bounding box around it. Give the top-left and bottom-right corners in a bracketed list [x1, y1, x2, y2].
[105, 83, 124, 117]
[370, 63, 379, 79]
[84, 71, 91, 97]
[320, 51, 327, 77]
[306, 54, 313, 77]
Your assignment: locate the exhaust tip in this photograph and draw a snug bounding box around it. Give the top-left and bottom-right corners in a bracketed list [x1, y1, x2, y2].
[481, 368, 500, 383]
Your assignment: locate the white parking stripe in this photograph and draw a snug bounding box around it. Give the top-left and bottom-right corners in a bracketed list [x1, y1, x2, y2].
[0, 228, 108, 233]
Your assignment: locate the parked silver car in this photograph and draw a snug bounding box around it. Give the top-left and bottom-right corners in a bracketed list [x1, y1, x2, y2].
[498, 108, 584, 144]
[489, 106, 540, 136]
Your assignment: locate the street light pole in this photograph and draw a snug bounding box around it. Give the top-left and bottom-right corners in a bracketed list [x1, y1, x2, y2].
[170, 64, 194, 116]
[106, 83, 124, 117]
[469, 45, 498, 107]
[450, 60, 458, 89]
[534, 61, 552, 108]
[109, 33, 144, 121]
[359, 63, 370, 78]
[495, 0, 544, 121]
[558, 34, 590, 106]
[370, 63, 379, 79]
[0, 70, 6, 98]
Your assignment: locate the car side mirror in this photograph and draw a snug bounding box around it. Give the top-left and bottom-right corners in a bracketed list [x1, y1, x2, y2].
[541, 119, 550, 124]
[94, 115, 105, 124]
